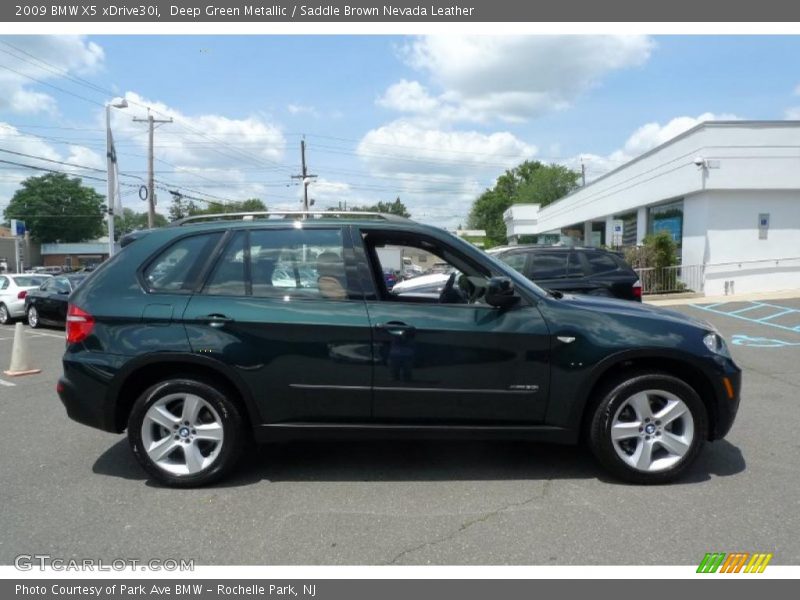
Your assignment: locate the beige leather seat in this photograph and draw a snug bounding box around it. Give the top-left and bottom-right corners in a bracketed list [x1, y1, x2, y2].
[316, 252, 347, 300]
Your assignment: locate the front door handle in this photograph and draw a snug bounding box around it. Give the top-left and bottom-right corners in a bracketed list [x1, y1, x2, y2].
[199, 314, 234, 328]
[375, 321, 416, 338]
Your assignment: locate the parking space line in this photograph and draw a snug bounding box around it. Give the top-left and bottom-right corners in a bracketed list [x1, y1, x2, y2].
[0, 378, 16, 387]
[691, 302, 800, 335]
[29, 331, 64, 339]
[728, 305, 765, 314]
[756, 309, 795, 321]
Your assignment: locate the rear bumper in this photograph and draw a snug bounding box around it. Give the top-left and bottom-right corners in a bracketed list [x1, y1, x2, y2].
[58, 359, 119, 433]
[5, 299, 27, 318]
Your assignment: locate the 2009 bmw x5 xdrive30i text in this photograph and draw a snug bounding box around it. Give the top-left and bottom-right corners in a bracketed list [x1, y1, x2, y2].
[57, 212, 741, 487]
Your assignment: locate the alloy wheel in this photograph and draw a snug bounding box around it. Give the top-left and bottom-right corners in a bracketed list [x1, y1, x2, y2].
[27, 306, 38, 328]
[0, 304, 8, 324]
[610, 389, 695, 472]
[141, 393, 225, 476]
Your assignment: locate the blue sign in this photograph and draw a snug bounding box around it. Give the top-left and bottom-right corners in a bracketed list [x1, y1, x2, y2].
[9, 219, 25, 236]
[652, 217, 681, 242]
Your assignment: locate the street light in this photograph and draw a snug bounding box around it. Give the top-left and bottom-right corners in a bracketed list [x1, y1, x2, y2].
[106, 98, 128, 257]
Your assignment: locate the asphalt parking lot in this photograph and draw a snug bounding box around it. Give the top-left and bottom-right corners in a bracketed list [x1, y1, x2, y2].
[1, 297, 799, 566]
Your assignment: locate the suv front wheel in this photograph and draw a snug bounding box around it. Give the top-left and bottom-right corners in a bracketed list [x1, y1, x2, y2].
[589, 373, 707, 484]
[128, 378, 245, 487]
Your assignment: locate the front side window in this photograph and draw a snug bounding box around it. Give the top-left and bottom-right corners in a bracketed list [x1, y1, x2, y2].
[363, 232, 495, 306]
[53, 277, 71, 294]
[144, 233, 223, 292]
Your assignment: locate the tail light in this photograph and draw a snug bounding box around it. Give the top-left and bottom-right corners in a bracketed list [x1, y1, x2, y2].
[632, 279, 643, 300]
[66, 304, 95, 344]
[17, 290, 27, 300]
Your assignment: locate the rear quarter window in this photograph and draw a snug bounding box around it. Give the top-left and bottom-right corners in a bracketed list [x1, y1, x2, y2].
[144, 233, 223, 292]
[585, 252, 620, 275]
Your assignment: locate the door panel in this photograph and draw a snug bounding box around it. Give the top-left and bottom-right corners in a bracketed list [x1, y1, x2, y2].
[184, 296, 373, 424]
[183, 225, 373, 425]
[367, 301, 550, 423]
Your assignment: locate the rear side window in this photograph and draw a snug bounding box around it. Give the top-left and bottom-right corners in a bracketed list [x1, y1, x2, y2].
[144, 233, 222, 292]
[200, 227, 353, 301]
[498, 252, 527, 274]
[585, 252, 619, 275]
[0, 277, 8, 290]
[12, 276, 45, 287]
[530, 252, 567, 280]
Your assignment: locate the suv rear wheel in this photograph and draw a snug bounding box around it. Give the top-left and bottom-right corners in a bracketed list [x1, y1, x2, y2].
[128, 378, 245, 487]
[588, 373, 707, 484]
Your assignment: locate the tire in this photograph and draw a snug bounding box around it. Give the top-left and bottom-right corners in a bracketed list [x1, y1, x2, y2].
[128, 378, 246, 487]
[27, 305, 39, 328]
[588, 372, 707, 484]
[0, 303, 11, 325]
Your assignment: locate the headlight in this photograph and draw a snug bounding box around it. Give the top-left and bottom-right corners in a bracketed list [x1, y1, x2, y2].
[703, 332, 729, 356]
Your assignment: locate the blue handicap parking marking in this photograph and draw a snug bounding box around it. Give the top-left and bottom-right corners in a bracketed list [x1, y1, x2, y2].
[691, 301, 800, 335]
[731, 334, 800, 348]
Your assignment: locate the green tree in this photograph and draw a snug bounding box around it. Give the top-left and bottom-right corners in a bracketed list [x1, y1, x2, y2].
[172, 197, 267, 220]
[468, 161, 580, 247]
[346, 197, 410, 217]
[168, 193, 199, 221]
[3, 173, 105, 243]
[114, 208, 168, 240]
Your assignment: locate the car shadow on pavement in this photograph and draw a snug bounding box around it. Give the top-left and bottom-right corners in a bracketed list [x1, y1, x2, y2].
[92, 437, 746, 488]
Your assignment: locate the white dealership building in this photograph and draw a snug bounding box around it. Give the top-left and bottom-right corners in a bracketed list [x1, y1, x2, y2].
[503, 121, 800, 296]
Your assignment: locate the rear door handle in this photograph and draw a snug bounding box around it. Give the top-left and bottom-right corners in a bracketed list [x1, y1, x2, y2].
[199, 314, 234, 328]
[375, 321, 416, 338]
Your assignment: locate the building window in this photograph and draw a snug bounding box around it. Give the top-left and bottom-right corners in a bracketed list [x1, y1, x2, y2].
[648, 200, 684, 246]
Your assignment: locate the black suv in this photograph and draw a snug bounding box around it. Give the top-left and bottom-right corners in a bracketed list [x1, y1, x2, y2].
[489, 245, 642, 301]
[58, 212, 741, 487]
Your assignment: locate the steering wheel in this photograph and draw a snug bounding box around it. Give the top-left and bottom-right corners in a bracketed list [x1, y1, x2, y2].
[438, 272, 457, 303]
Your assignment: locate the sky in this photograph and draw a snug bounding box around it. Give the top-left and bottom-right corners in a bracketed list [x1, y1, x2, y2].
[1, 35, 800, 229]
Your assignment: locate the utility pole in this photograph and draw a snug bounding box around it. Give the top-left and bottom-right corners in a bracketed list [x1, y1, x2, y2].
[291, 138, 317, 213]
[133, 111, 172, 228]
[581, 158, 586, 187]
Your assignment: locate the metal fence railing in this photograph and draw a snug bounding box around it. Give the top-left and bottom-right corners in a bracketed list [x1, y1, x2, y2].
[635, 264, 705, 295]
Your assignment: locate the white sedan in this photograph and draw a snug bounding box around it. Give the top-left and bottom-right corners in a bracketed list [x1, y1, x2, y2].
[0, 273, 53, 325]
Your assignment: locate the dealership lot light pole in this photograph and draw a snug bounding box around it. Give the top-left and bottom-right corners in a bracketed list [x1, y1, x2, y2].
[106, 98, 128, 257]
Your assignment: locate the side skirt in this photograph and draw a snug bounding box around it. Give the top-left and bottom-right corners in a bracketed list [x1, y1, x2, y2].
[253, 422, 577, 444]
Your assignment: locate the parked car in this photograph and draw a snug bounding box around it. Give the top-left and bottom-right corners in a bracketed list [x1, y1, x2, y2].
[58, 213, 741, 487]
[25, 274, 87, 328]
[488, 245, 642, 301]
[28, 266, 66, 275]
[0, 274, 53, 325]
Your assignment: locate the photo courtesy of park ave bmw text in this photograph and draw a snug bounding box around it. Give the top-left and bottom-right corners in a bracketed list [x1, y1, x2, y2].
[1, 0, 800, 595]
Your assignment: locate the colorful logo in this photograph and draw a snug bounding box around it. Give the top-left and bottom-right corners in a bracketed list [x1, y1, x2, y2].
[697, 552, 773, 573]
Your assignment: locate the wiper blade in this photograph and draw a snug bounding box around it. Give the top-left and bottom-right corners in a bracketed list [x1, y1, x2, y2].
[546, 288, 563, 299]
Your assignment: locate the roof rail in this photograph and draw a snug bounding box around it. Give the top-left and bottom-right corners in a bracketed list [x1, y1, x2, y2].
[171, 210, 410, 227]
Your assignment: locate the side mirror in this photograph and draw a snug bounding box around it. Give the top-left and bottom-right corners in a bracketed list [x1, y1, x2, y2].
[485, 276, 520, 309]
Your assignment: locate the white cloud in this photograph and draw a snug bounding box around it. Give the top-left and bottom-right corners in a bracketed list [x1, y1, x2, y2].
[793, 84, 800, 96]
[786, 106, 800, 120]
[0, 35, 104, 115]
[353, 120, 537, 227]
[287, 103, 318, 117]
[383, 35, 653, 123]
[0, 122, 105, 215]
[564, 112, 740, 180]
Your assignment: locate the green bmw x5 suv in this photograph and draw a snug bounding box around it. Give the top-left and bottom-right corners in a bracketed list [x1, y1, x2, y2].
[57, 212, 741, 487]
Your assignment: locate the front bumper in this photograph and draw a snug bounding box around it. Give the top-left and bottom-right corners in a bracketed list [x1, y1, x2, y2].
[709, 357, 742, 440]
